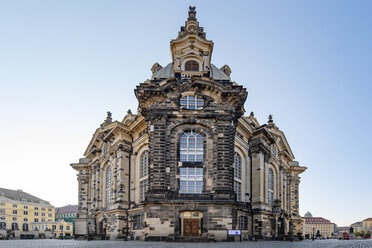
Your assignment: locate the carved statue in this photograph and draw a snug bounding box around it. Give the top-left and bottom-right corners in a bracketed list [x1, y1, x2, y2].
[188, 6, 197, 21]
[268, 114, 273, 123]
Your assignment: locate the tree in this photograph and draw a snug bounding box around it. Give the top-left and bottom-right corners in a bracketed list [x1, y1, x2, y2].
[366, 230, 371, 238]
[354, 230, 359, 236]
[360, 230, 365, 237]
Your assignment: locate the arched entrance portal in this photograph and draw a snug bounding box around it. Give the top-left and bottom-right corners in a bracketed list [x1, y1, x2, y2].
[180, 211, 203, 236]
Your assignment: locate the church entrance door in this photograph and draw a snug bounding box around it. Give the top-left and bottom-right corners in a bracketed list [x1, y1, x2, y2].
[183, 219, 199, 236]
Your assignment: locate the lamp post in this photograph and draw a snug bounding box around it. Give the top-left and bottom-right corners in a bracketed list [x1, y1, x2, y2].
[289, 221, 294, 242]
[312, 227, 315, 241]
[87, 221, 90, 241]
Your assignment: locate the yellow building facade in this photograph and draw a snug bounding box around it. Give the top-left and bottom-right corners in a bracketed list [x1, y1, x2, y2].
[30, 220, 73, 238]
[362, 218, 372, 233]
[302, 216, 335, 238]
[0, 188, 55, 238]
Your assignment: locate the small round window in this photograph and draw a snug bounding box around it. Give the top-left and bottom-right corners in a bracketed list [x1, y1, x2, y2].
[185, 60, 199, 71]
[180, 95, 204, 110]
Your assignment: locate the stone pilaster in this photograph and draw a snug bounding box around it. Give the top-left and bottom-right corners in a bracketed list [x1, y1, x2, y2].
[147, 117, 168, 200]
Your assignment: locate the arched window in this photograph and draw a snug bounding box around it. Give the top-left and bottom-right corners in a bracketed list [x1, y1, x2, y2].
[185, 60, 199, 71]
[180, 131, 204, 162]
[0, 222, 6, 229]
[268, 168, 274, 206]
[106, 164, 113, 206]
[139, 150, 149, 201]
[179, 131, 204, 194]
[22, 223, 29, 232]
[180, 95, 204, 110]
[11, 223, 18, 231]
[234, 152, 242, 201]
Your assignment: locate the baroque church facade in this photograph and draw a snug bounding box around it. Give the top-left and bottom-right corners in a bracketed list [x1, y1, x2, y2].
[71, 7, 307, 241]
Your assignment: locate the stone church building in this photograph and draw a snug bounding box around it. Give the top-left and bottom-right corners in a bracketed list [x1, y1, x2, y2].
[71, 7, 307, 241]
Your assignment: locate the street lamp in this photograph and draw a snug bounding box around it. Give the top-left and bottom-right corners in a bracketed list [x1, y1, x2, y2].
[312, 227, 315, 241]
[289, 221, 294, 242]
[87, 221, 90, 241]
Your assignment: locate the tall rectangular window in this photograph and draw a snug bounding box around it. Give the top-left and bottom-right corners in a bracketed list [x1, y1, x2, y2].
[133, 215, 144, 230]
[139, 179, 148, 201]
[268, 168, 274, 206]
[234, 152, 242, 201]
[106, 164, 113, 206]
[234, 181, 241, 201]
[180, 167, 203, 194]
[106, 189, 113, 206]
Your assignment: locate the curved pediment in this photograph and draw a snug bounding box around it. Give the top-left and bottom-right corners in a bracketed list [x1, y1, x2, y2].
[266, 127, 295, 160]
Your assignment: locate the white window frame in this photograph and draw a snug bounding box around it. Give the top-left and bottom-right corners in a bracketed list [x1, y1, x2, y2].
[180, 95, 204, 110]
[180, 131, 204, 162]
[105, 164, 113, 206]
[268, 168, 274, 206]
[139, 179, 148, 202]
[138, 150, 149, 202]
[234, 152, 242, 201]
[179, 167, 203, 194]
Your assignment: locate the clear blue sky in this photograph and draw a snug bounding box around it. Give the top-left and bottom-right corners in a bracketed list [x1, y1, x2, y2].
[0, 1, 371, 226]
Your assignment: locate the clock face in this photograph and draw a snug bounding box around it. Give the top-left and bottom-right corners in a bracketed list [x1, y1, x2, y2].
[186, 23, 197, 34]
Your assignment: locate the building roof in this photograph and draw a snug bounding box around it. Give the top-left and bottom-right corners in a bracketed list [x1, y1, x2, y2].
[363, 218, 372, 222]
[0, 187, 51, 205]
[151, 62, 230, 81]
[303, 217, 332, 224]
[351, 222, 362, 227]
[55, 204, 78, 215]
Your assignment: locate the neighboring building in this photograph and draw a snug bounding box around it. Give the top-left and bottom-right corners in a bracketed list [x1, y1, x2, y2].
[302, 214, 335, 238]
[362, 218, 372, 233]
[30, 219, 73, 238]
[350, 222, 362, 233]
[0, 187, 55, 238]
[337, 226, 349, 235]
[71, 6, 307, 241]
[55, 204, 78, 234]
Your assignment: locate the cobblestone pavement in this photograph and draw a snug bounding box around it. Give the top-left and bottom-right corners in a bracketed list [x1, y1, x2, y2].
[0, 239, 371, 248]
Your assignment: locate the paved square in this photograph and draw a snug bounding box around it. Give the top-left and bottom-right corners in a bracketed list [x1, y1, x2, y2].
[0, 240, 372, 248]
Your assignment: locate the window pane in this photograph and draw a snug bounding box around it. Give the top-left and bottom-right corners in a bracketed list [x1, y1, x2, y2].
[180, 95, 204, 110]
[185, 60, 199, 71]
[179, 131, 204, 162]
[234, 152, 242, 179]
[140, 150, 149, 178]
[180, 167, 203, 194]
[234, 181, 241, 201]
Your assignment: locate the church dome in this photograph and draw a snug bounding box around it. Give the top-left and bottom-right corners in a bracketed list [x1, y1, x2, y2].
[304, 211, 313, 217]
